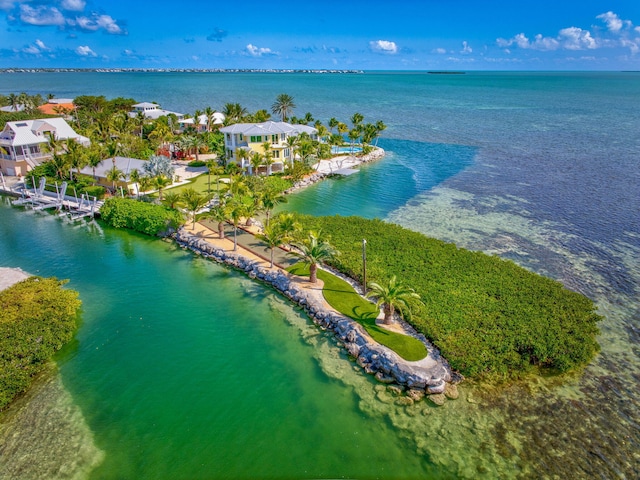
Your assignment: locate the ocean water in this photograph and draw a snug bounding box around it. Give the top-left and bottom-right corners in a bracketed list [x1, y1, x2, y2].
[0, 71, 639, 479]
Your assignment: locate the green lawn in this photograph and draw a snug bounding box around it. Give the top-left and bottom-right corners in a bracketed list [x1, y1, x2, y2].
[165, 173, 229, 196]
[288, 263, 428, 361]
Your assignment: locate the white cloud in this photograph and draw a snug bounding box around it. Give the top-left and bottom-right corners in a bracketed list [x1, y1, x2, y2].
[73, 14, 123, 34]
[497, 33, 560, 51]
[369, 40, 398, 54]
[460, 41, 472, 54]
[35, 39, 48, 50]
[621, 39, 640, 55]
[559, 27, 597, 50]
[61, 0, 86, 12]
[76, 45, 96, 56]
[20, 5, 65, 26]
[432, 48, 447, 54]
[596, 11, 625, 32]
[245, 44, 277, 57]
[22, 44, 40, 54]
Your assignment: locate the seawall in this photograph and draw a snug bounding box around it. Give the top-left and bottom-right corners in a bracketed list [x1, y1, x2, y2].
[174, 227, 461, 405]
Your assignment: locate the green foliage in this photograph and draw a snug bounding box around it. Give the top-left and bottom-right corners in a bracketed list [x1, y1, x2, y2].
[285, 161, 314, 182]
[79, 185, 106, 200]
[288, 264, 427, 361]
[187, 160, 206, 167]
[293, 215, 602, 380]
[100, 198, 184, 236]
[0, 277, 81, 411]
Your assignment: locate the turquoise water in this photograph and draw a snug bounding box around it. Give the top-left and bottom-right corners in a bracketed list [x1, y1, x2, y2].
[0, 71, 639, 478]
[332, 146, 362, 154]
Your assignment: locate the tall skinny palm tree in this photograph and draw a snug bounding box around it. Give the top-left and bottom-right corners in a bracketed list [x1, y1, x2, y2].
[289, 232, 339, 283]
[271, 93, 296, 122]
[366, 275, 422, 325]
[257, 221, 288, 268]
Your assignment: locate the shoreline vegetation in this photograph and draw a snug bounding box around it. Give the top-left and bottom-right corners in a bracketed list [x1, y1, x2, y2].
[0, 89, 602, 398]
[0, 269, 81, 412]
[0, 68, 365, 74]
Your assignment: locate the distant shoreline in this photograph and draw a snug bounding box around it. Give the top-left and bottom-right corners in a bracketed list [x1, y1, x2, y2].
[0, 68, 365, 74]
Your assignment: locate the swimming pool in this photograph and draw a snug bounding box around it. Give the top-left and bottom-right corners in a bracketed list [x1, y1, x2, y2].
[332, 146, 363, 154]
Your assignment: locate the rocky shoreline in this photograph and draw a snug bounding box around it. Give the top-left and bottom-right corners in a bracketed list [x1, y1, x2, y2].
[174, 228, 461, 405]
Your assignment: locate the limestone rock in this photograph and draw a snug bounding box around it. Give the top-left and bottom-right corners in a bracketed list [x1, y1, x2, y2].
[444, 383, 459, 400]
[427, 393, 446, 406]
[395, 396, 414, 407]
[407, 389, 425, 402]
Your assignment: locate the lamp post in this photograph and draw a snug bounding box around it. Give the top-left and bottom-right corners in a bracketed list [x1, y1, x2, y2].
[362, 238, 367, 295]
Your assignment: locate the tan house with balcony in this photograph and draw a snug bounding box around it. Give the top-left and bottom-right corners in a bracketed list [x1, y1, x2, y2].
[0, 118, 90, 176]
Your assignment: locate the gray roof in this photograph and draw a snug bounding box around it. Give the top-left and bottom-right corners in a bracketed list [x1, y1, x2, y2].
[220, 121, 317, 136]
[79, 156, 147, 181]
[0, 117, 89, 148]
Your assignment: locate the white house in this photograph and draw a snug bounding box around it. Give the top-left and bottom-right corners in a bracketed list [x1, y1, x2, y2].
[219, 121, 317, 174]
[128, 102, 184, 121]
[178, 112, 225, 133]
[0, 118, 90, 176]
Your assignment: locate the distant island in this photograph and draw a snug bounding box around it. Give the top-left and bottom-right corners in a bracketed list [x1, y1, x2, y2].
[0, 68, 365, 74]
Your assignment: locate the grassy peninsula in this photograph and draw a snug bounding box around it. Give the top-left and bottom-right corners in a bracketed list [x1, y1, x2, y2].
[294, 215, 602, 380]
[0, 277, 81, 411]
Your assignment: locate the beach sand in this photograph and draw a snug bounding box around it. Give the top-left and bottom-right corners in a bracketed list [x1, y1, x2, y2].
[0, 267, 30, 291]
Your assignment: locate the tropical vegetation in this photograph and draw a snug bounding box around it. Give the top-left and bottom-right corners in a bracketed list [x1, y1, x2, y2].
[100, 197, 183, 236]
[291, 215, 602, 380]
[287, 263, 428, 361]
[0, 276, 81, 411]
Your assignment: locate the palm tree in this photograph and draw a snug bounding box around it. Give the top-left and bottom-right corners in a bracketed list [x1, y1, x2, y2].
[181, 188, 208, 229]
[259, 188, 287, 227]
[328, 117, 339, 134]
[134, 110, 146, 139]
[153, 175, 172, 201]
[351, 112, 364, 128]
[275, 213, 302, 244]
[250, 152, 262, 176]
[86, 144, 105, 180]
[258, 221, 287, 268]
[366, 276, 423, 325]
[225, 196, 246, 251]
[348, 129, 360, 154]
[64, 138, 87, 182]
[261, 142, 274, 176]
[374, 120, 386, 146]
[162, 191, 182, 209]
[204, 106, 217, 132]
[129, 168, 141, 199]
[7, 93, 19, 112]
[203, 201, 227, 239]
[285, 135, 298, 166]
[222, 103, 248, 125]
[271, 93, 296, 122]
[106, 165, 125, 193]
[289, 232, 339, 283]
[138, 175, 153, 199]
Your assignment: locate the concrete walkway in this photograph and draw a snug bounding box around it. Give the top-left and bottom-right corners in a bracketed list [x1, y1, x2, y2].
[189, 220, 438, 368]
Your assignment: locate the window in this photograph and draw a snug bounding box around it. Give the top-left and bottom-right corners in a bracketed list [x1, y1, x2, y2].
[250, 135, 261, 143]
[274, 150, 280, 158]
[272, 135, 278, 143]
[239, 134, 243, 141]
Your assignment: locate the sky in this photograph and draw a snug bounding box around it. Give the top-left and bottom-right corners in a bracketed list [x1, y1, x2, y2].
[1, 0, 639, 70]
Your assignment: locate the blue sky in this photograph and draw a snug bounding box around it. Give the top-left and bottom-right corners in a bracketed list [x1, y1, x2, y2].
[1, 1, 639, 70]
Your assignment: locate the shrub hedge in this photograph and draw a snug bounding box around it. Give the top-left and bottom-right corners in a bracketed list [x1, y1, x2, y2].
[293, 215, 602, 380]
[100, 197, 184, 236]
[0, 277, 81, 410]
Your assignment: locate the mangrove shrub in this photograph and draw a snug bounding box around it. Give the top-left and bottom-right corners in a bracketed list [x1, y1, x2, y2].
[295, 215, 602, 380]
[100, 197, 184, 236]
[0, 277, 81, 410]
